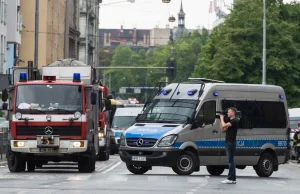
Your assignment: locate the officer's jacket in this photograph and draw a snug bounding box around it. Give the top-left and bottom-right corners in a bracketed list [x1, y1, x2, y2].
[293, 132, 300, 147]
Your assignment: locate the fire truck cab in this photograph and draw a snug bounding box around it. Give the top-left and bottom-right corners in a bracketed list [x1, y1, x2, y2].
[0, 59, 111, 173]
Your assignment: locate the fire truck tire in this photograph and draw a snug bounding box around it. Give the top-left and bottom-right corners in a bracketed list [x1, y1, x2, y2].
[78, 144, 96, 173]
[7, 148, 23, 173]
[27, 161, 35, 172]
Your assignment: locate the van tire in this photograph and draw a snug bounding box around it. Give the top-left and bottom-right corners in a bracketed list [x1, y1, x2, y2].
[172, 151, 197, 175]
[206, 166, 225, 176]
[255, 152, 274, 177]
[126, 163, 150, 174]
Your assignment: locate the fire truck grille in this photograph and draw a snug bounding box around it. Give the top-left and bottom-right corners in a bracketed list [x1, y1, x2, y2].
[126, 138, 157, 147]
[16, 126, 82, 136]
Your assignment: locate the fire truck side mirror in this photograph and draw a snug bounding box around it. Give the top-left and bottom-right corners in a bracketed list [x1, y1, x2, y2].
[1, 89, 8, 102]
[90, 92, 97, 105]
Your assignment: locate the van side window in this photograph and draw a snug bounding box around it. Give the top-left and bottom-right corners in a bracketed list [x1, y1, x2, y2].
[222, 100, 287, 129]
[199, 101, 216, 124]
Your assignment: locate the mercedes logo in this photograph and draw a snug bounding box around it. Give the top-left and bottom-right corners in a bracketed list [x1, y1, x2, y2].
[136, 138, 143, 147]
[44, 126, 53, 135]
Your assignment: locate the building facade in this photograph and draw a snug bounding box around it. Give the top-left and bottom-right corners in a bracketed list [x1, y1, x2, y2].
[0, 0, 8, 73]
[19, 0, 80, 68]
[6, 0, 22, 74]
[79, 0, 100, 66]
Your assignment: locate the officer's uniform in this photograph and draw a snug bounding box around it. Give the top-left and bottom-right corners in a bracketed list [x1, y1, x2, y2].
[293, 131, 300, 163]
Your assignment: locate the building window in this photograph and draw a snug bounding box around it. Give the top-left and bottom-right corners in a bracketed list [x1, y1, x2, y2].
[0, 0, 3, 23]
[4, 0, 7, 25]
[222, 100, 287, 129]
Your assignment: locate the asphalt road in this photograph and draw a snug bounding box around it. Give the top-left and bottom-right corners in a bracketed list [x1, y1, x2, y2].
[0, 156, 299, 194]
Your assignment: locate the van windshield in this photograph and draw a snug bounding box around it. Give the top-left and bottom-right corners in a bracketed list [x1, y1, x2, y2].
[136, 99, 198, 123]
[112, 116, 136, 128]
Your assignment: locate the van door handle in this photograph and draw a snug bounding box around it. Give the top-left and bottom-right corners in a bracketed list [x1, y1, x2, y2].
[212, 129, 218, 134]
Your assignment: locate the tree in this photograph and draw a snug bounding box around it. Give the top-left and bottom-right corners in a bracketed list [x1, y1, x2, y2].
[193, 0, 300, 107]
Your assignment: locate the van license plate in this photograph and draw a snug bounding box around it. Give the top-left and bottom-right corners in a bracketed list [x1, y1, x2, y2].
[40, 148, 54, 152]
[131, 156, 146, 161]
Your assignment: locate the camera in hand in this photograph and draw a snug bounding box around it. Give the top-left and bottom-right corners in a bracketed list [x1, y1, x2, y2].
[216, 109, 230, 122]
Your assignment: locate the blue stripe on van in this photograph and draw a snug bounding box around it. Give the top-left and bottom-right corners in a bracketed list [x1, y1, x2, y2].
[173, 139, 288, 149]
[114, 132, 123, 137]
[125, 126, 177, 139]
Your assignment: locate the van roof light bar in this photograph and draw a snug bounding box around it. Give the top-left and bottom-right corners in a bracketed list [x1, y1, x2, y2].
[188, 78, 225, 83]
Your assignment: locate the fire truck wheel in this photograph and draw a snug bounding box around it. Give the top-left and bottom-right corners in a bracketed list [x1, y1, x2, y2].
[7, 148, 23, 173]
[126, 164, 150, 175]
[27, 161, 35, 172]
[78, 144, 96, 173]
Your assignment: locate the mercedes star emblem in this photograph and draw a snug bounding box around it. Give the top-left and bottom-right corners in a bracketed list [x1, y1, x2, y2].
[136, 138, 144, 147]
[44, 126, 53, 135]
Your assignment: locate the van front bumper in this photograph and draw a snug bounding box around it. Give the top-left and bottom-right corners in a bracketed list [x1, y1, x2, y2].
[119, 147, 181, 167]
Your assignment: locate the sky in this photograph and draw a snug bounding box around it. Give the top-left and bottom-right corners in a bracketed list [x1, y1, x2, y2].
[99, 0, 296, 30]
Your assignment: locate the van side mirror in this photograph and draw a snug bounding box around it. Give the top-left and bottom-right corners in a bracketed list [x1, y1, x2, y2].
[90, 91, 97, 105]
[104, 98, 112, 111]
[195, 115, 204, 127]
[1, 89, 8, 102]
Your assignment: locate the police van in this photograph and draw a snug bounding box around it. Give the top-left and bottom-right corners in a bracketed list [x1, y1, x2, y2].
[119, 78, 289, 177]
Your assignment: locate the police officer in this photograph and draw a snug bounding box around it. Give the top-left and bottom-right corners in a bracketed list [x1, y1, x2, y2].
[293, 129, 300, 163]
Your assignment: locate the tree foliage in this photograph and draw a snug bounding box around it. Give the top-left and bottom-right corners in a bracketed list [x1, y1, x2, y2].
[193, 0, 300, 107]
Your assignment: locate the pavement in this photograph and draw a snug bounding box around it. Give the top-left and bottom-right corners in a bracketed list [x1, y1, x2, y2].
[0, 155, 299, 194]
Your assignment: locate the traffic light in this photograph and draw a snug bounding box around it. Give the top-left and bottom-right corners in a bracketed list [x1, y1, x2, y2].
[166, 59, 176, 77]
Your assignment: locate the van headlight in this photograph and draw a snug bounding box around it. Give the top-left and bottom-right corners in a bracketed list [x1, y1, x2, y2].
[120, 133, 126, 146]
[157, 135, 178, 147]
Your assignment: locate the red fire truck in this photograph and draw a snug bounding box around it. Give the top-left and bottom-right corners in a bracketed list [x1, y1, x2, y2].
[0, 59, 111, 172]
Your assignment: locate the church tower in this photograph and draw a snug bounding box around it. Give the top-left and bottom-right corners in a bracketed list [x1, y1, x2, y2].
[178, 0, 185, 27]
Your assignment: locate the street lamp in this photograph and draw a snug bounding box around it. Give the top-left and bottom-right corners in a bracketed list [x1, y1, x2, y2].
[262, 0, 266, 85]
[162, 0, 171, 3]
[85, 0, 135, 65]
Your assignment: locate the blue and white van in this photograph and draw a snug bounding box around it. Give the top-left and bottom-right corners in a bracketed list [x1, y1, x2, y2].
[119, 78, 290, 177]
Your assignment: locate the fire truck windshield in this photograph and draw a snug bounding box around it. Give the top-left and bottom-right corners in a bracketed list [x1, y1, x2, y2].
[16, 84, 83, 114]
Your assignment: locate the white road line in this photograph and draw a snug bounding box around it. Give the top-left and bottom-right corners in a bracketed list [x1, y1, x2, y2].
[102, 162, 122, 174]
[147, 176, 168, 181]
[191, 189, 197, 192]
[195, 186, 202, 189]
[107, 175, 128, 182]
[205, 176, 210, 178]
[67, 174, 92, 181]
[42, 185, 51, 188]
[17, 191, 28, 194]
[186, 192, 193, 194]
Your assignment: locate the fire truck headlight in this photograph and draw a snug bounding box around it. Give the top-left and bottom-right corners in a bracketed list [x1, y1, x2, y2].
[98, 132, 105, 138]
[14, 141, 25, 147]
[73, 141, 84, 148]
[15, 112, 22, 120]
[74, 112, 81, 119]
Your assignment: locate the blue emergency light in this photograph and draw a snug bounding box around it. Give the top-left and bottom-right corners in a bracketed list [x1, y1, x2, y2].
[161, 89, 172, 95]
[187, 89, 198, 96]
[279, 94, 284, 99]
[213, 92, 219, 97]
[73, 73, 81, 82]
[19, 72, 27, 82]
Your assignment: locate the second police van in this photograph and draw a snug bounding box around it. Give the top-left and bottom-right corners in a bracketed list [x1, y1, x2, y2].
[119, 78, 290, 177]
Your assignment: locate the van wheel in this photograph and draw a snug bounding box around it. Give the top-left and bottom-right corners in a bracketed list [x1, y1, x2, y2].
[126, 163, 150, 174]
[172, 151, 197, 175]
[255, 152, 274, 177]
[206, 166, 225, 176]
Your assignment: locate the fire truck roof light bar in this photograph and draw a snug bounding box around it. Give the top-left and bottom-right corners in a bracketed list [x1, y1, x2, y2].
[73, 73, 81, 82]
[19, 72, 27, 82]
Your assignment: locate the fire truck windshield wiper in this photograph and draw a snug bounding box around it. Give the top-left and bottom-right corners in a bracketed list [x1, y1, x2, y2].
[55, 108, 74, 114]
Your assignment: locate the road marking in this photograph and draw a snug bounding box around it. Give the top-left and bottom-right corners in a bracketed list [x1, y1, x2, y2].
[187, 177, 207, 183]
[191, 189, 197, 192]
[205, 176, 210, 178]
[17, 191, 28, 194]
[186, 192, 193, 194]
[265, 180, 286, 186]
[67, 174, 92, 181]
[102, 161, 122, 174]
[195, 186, 201, 189]
[42, 185, 51, 188]
[107, 175, 128, 182]
[147, 176, 168, 181]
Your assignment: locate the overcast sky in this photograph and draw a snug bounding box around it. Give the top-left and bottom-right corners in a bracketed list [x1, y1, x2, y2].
[99, 0, 296, 30]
